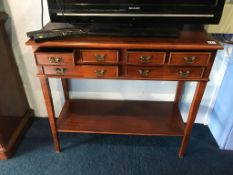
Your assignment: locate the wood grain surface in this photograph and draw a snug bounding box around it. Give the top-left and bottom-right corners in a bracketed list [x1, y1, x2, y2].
[57, 100, 184, 136]
[27, 29, 222, 157]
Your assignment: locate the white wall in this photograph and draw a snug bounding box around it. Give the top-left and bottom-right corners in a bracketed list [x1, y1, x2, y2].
[2, 0, 50, 117]
[0, 2, 4, 11]
[206, 3, 233, 33]
[1, 0, 219, 124]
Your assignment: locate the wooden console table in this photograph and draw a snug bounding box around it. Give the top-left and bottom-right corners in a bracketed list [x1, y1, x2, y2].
[26, 30, 222, 157]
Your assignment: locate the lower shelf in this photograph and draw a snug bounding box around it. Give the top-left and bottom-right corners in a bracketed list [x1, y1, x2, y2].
[57, 100, 184, 136]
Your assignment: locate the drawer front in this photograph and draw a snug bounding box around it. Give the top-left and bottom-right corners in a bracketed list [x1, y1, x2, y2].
[80, 50, 119, 63]
[169, 52, 211, 66]
[35, 51, 75, 66]
[127, 66, 204, 79]
[81, 66, 118, 78]
[165, 67, 205, 79]
[127, 51, 166, 65]
[44, 66, 118, 78]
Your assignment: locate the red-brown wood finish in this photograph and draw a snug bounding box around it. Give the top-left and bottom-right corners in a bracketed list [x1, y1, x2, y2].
[35, 49, 76, 66]
[127, 66, 204, 79]
[0, 12, 33, 160]
[27, 26, 223, 157]
[127, 51, 166, 65]
[0, 110, 33, 160]
[43, 65, 119, 78]
[80, 49, 119, 63]
[168, 52, 211, 66]
[175, 81, 184, 104]
[179, 81, 207, 158]
[39, 76, 60, 152]
[57, 100, 184, 136]
[61, 79, 69, 100]
[26, 31, 222, 51]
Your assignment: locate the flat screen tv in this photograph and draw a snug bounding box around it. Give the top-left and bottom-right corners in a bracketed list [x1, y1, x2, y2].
[48, 0, 226, 25]
[46, 0, 226, 36]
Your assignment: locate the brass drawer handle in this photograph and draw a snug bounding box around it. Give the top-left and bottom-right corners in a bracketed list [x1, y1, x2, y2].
[95, 54, 106, 62]
[55, 68, 66, 75]
[184, 56, 196, 64]
[95, 70, 106, 77]
[138, 69, 150, 77]
[139, 56, 151, 63]
[179, 70, 190, 78]
[48, 57, 62, 63]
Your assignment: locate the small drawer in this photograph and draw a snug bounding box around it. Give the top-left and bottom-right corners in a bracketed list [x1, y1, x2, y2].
[127, 51, 166, 65]
[43, 66, 118, 78]
[81, 66, 118, 78]
[164, 67, 205, 79]
[127, 66, 162, 79]
[127, 66, 204, 79]
[80, 50, 119, 63]
[43, 66, 82, 76]
[35, 48, 76, 66]
[168, 52, 211, 66]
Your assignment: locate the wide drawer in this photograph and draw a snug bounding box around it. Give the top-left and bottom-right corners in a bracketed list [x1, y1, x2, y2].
[35, 48, 76, 66]
[168, 52, 211, 66]
[127, 66, 205, 79]
[43, 66, 118, 78]
[80, 50, 119, 63]
[127, 51, 166, 65]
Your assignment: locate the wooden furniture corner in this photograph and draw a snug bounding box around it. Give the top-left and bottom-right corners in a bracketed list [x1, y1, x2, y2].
[0, 12, 33, 160]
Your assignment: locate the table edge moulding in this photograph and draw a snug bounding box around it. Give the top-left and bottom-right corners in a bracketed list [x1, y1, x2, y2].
[26, 27, 223, 158]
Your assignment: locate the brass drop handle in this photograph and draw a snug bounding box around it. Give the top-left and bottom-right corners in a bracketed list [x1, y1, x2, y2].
[138, 69, 150, 77]
[179, 70, 190, 78]
[139, 55, 152, 63]
[184, 56, 196, 64]
[95, 70, 106, 77]
[48, 57, 62, 63]
[95, 54, 106, 62]
[55, 68, 66, 75]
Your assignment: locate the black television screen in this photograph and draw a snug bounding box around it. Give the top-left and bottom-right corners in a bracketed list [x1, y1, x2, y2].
[47, 0, 226, 25]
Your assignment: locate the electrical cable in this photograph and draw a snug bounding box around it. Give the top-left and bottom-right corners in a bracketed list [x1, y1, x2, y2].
[41, 0, 44, 29]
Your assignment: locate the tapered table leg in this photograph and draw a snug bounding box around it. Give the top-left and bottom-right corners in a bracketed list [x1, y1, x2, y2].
[61, 79, 69, 101]
[175, 81, 184, 104]
[39, 76, 60, 152]
[179, 81, 207, 158]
